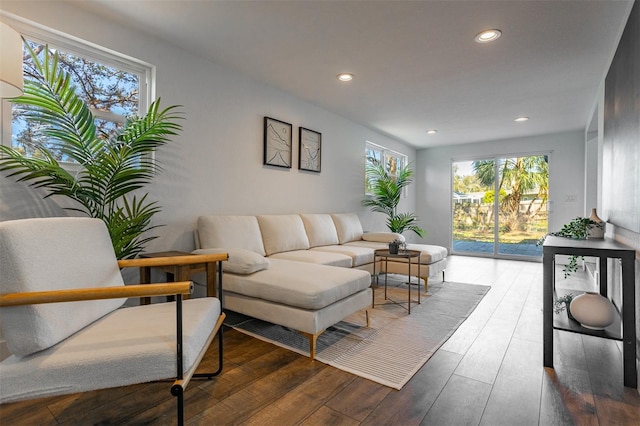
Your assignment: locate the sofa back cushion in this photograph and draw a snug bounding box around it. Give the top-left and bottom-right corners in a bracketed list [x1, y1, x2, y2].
[300, 214, 339, 247]
[331, 213, 364, 244]
[0, 217, 125, 357]
[197, 215, 266, 256]
[257, 215, 310, 256]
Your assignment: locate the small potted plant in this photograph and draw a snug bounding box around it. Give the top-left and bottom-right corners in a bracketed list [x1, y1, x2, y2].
[554, 293, 577, 320]
[388, 239, 402, 254]
[537, 216, 604, 278]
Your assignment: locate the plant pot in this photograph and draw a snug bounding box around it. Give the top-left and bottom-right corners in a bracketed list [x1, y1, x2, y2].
[388, 242, 400, 254]
[569, 292, 614, 330]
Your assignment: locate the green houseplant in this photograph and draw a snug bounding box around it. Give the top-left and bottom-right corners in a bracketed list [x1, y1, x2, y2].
[0, 43, 182, 259]
[554, 293, 577, 320]
[538, 217, 604, 277]
[362, 157, 425, 238]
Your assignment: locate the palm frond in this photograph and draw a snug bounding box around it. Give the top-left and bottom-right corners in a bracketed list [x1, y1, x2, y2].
[363, 157, 425, 238]
[1, 41, 183, 259]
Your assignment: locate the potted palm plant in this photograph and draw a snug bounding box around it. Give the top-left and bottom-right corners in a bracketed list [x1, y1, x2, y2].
[0, 43, 182, 259]
[362, 157, 425, 238]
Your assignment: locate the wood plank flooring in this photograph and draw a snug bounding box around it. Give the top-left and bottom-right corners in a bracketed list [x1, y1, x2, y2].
[1, 255, 639, 425]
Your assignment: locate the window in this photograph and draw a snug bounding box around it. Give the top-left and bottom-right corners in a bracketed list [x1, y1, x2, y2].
[1, 17, 153, 163]
[365, 141, 407, 194]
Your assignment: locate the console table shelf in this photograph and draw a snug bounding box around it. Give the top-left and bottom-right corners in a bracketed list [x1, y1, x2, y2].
[553, 289, 623, 341]
[543, 236, 637, 388]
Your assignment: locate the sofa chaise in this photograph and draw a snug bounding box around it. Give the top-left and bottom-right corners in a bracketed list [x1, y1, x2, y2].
[194, 213, 447, 358]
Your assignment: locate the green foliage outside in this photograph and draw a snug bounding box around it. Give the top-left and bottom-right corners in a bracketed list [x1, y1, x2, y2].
[453, 156, 549, 247]
[481, 189, 506, 204]
[0, 43, 183, 259]
[12, 41, 139, 161]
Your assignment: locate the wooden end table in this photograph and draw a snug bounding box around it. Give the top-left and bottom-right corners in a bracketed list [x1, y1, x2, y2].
[138, 251, 225, 305]
[372, 248, 422, 314]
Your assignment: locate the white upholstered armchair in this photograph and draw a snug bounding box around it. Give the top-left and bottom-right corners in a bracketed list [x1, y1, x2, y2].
[0, 217, 227, 425]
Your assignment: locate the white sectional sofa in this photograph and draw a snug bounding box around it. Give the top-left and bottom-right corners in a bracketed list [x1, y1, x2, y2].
[194, 213, 447, 358]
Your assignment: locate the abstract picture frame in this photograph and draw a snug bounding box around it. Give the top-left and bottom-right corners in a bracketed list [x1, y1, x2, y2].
[298, 127, 322, 173]
[264, 116, 292, 168]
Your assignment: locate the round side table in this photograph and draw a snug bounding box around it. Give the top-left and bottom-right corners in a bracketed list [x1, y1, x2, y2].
[372, 248, 422, 314]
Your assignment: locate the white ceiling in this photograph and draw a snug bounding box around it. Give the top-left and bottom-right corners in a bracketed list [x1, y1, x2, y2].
[67, 0, 633, 148]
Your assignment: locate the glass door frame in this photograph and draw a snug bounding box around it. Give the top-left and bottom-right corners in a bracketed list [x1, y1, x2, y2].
[450, 151, 551, 261]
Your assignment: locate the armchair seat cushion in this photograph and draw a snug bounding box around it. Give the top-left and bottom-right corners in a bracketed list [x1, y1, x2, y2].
[0, 298, 221, 403]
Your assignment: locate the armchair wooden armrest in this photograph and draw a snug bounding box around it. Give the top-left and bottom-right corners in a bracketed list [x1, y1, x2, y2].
[120, 252, 228, 302]
[0, 282, 192, 307]
[117, 253, 228, 269]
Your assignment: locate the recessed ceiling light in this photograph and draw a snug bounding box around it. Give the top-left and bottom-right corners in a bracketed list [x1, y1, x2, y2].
[426, 130, 438, 134]
[475, 29, 502, 43]
[337, 73, 354, 82]
[514, 116, 529, 122]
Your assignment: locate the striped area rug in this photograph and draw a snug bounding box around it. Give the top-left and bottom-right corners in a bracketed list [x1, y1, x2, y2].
[224, 278, 490, 389]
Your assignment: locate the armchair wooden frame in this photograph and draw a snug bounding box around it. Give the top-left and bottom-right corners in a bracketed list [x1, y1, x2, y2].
[0, 252, 228, 426]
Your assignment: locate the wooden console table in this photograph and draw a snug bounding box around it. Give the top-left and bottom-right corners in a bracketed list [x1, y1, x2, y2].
[542, 236, 637, 388]
[137, 251, 227, 304]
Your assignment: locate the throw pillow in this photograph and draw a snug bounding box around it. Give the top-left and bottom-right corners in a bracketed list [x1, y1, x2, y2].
[192, 248, 270, 274]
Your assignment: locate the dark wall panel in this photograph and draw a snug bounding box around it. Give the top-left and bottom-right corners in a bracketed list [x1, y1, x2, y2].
[603, 1, 640, 232]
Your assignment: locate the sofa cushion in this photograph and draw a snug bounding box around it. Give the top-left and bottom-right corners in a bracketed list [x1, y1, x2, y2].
[192, 248, 270, 275]
[344, 240, 389, 250]
[222, 258, 371, 310]
[331, 213, 364, 244]
[269, 250, 352, 268]
[362, 232, 405, 243]
[198, 216, 266, 256]
[310, 245, 375, 267]
[347, 242, 447, 264]
[404, 244, 449, 263]
[258, 215, 310, 256]
[0, 218, 125, 357]
[300, 214, 339, 247]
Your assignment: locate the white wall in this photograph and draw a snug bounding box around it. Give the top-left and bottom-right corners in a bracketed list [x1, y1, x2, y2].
[416, 130, 586, 250]
[0, 1, 417, 251]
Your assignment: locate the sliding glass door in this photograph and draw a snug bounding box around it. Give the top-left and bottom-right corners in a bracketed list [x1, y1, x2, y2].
[452, 155, 548, 258]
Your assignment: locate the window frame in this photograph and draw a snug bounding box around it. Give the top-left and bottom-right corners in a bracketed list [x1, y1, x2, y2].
[365, 141, 408, 196]
[0, 13, 156, 168]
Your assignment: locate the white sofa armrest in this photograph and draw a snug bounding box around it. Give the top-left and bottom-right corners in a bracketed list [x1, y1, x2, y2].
[362, 232, 405, 243]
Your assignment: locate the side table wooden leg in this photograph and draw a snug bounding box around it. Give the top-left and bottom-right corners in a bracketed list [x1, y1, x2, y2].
[206, 262, 217, 298]
[140, 266, 151, 305]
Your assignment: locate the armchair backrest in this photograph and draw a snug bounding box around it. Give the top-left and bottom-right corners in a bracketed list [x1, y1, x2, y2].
[0, 217, 125, 357]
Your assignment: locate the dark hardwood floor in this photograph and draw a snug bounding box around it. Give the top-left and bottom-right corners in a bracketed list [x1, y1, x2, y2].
[1, 256, 639, 425]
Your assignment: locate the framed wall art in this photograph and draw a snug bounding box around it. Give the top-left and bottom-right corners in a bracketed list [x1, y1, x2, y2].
[263, 116, 292, 168]
[298, 127, 322, 172]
